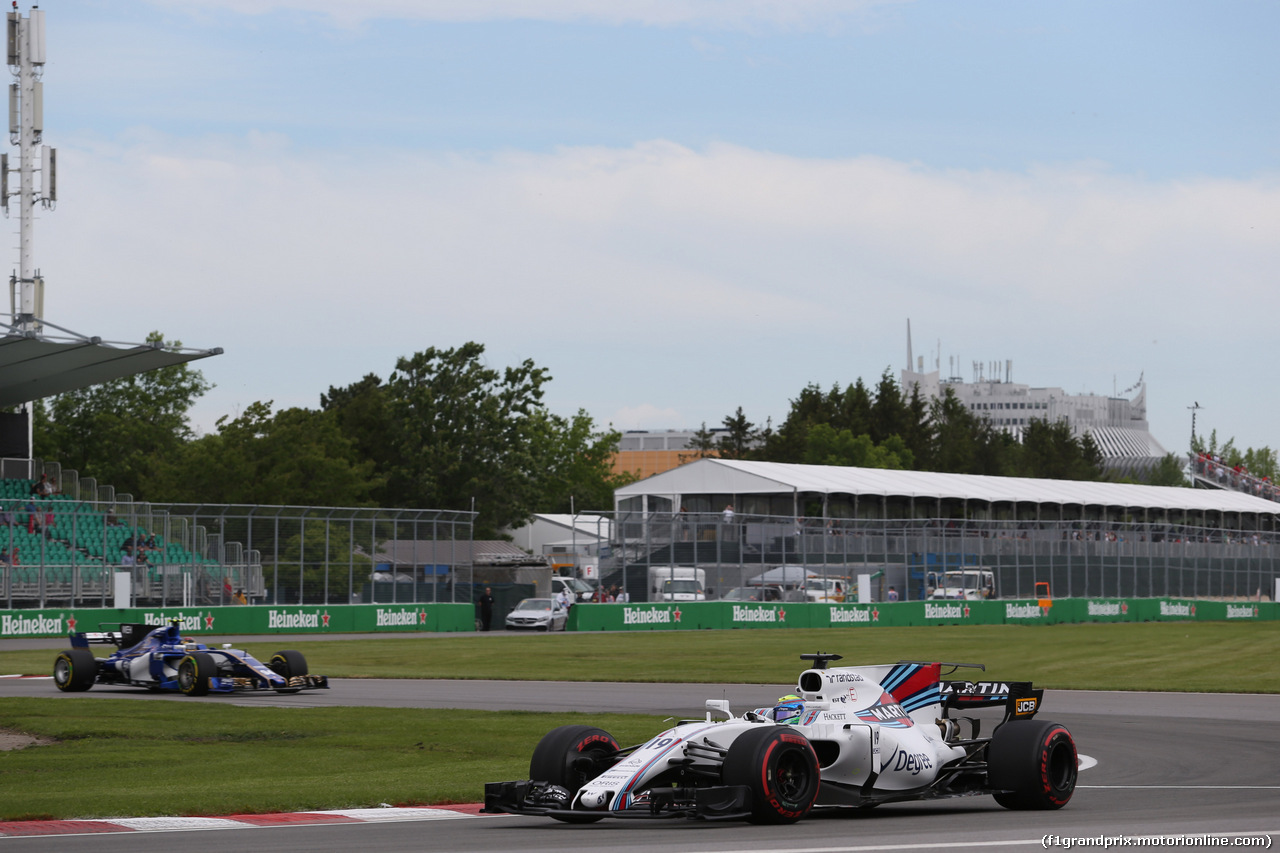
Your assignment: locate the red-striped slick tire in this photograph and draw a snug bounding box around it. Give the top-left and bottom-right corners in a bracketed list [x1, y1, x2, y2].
[988, 719, 1078, 809]
[722, 726, 821, 824]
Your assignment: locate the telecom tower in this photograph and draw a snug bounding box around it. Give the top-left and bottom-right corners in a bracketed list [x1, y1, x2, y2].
[4, 5, 53, 334]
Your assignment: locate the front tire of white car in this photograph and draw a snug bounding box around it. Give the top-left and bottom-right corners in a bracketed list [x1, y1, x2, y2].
[528, 725, 621, 823]
[722, 726, 821, 824]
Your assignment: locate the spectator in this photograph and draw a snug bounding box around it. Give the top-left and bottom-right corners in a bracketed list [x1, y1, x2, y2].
[30, 474, 49, 496]
[233, 588, 248, 605]
[615, 587, 630, 603]
[722, 504, 735, 524]
[120, 550, 135, 567]
[556, 588, 571, 611]
[8, 547, 17, 565]
[886, 586, 899, 602]
[478, 587, 496, 631]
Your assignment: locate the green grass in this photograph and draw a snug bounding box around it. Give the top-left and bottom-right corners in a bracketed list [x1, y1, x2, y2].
[0, 699, 664, 821]
[5, 621, 1280, 692]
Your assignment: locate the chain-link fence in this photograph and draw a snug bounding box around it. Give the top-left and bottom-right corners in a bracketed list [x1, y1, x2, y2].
[0, 491, 475, 609]
[565, 511, 1278, 603]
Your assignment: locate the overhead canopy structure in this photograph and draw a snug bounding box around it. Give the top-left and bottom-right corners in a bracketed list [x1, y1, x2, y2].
[615, 458, 1280, 517]
[0, 325, 222, 408]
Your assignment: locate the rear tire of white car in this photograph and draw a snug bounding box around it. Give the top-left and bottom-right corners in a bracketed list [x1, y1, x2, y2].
[722, 727, 821, 824]
[269, 650, 308, 693]
[988, 719, 1077, 809]
[528, 725, 621, 823]
[177, 652, 216, 696]
[52, 648, 96, 692]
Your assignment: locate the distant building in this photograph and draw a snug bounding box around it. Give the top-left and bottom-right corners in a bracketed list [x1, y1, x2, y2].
[900, 326, 1167, 477]
[612, 429, 722, 479]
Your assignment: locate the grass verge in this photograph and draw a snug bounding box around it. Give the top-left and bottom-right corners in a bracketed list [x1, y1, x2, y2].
[4, 622, 1279, 692]
[0, 698, 664, 821]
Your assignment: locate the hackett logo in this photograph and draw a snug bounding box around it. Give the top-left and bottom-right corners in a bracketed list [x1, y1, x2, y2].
[1005, 603, 1042, 619]
[732, 605, 777, 623]
[1, 613, 65, 636]
[623, 607, 671, 625]
[829, 607, 871, 624]
[1087, 601, 1121, 616]
[268, 610, 320, 629]
[925, 603, 963, 619]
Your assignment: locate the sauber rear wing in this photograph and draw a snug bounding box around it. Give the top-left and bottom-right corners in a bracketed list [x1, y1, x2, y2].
[69, 623, 157, 649]
[940, 680, 1044, 720]
[69, 632, 128, 648]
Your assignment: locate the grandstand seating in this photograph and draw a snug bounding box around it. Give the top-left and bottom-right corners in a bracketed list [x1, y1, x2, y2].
[0, 477, 230, 604]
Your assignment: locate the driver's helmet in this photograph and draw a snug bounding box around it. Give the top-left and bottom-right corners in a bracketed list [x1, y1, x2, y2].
[773, 694, 805, 725]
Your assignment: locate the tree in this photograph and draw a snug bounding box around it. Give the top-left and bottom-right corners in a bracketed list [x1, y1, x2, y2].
[153, 402, 382, 506]
[1146, 454, 1190, 487]
[1018, 418, 1103, 481]
[526, 408, 635, 513]
[383, 343, 552, 535]
[802, 424, 913, 470]
[680, 421, 720, 465]
[33, 331, 211, 497]
[717, 407, 758, 460]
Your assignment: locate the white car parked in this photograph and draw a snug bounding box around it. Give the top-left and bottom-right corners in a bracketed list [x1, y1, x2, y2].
[504, 598, 569, 632]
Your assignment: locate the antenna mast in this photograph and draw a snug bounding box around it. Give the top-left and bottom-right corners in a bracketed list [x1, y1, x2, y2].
[5, 4, 54, 334]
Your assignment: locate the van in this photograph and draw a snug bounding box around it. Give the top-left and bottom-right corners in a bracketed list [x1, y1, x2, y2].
[552, 575, 595, 603]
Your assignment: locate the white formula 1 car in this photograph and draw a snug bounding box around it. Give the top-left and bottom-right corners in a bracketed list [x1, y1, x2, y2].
[485, 653, 1077, 824]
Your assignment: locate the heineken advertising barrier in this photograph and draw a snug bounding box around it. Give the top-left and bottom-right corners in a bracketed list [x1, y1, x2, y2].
[565, 598, 1279, 632]
[2, 599, 1275, 639]
[0, 603, 474, 639]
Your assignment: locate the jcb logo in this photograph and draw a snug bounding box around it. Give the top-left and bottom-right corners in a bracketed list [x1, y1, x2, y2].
[1016, 698, 1038, 715]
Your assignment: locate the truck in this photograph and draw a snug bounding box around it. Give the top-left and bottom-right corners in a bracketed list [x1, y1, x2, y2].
[648, 566, 707, 602]
[927, 569, 996, 600]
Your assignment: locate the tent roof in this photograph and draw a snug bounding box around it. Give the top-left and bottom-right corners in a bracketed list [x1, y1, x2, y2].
[615, 458, 1280, 516]
[0, 327, 222, 407]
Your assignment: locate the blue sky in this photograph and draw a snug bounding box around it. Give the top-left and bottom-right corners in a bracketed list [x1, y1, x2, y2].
[25, 0, 1280, 456]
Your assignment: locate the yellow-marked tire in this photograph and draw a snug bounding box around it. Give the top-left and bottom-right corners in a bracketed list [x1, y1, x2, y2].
[177, 652, 215, 696]
[53, 648, 96, 692]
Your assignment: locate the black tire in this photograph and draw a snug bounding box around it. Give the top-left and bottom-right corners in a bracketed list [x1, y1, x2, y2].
[269, 650, 308, 693]
[52, 648, 96, 692]
[988, 719, 1077, 810]
[528, 725, 621, 823]
[177, 652, 216, 696]
[721, 726, 821, 824]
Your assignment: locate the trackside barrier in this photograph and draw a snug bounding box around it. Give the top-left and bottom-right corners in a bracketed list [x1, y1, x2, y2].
[3, 599, 1274, 638]
[564, 598, 1280, 632]
[0, 603, 474, 639]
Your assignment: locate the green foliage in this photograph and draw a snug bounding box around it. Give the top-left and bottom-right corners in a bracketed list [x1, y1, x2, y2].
[757, 374, 1104, 481]
[154, 402, 382, 506]
[716, 406, 759, 460]
[802, 424, 913, 469]
[32, 331, 211, 497]
[1146, 453, 1191, 487]
[1015, 418, 1103, 480]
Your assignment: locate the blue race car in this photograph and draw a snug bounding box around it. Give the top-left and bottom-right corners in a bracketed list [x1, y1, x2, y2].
[52, 621, 328, 696]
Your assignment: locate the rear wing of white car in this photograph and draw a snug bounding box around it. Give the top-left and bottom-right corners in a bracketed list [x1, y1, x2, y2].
[940, 680, 1044, 721]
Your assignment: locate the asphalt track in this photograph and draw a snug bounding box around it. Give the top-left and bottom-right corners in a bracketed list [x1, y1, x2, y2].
[2, 645, 1278, 852]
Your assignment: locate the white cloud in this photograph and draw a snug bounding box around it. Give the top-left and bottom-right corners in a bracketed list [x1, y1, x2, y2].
[35, 133, 1280, 447]
[606, 404, 687, 431]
